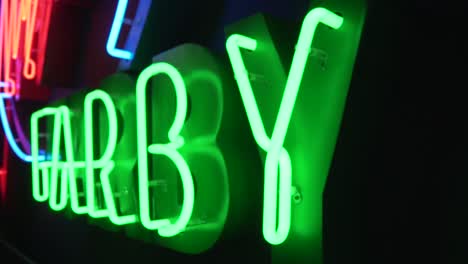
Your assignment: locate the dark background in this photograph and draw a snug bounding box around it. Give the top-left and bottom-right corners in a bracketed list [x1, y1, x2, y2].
[1, 0, 467, 263]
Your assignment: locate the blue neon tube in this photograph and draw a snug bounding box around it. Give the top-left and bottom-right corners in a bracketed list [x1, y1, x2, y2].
[106, 0, 133, 60]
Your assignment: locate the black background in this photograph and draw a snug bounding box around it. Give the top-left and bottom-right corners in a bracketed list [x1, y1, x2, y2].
[1, 0, 467, 263]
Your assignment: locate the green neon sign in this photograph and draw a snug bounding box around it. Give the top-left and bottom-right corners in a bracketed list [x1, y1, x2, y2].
[31, 91, 119, 216]
[226, 7, 344, 245]
[225, 1, 366, 263]
[32, 44, 233, 254]
[136, 62, 195, 236]
[30, 4, 366, 259]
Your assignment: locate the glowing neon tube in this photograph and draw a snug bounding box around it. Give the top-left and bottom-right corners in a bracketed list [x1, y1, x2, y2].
[23, 0, 39, 80]
[0, 3, 4, 82]
[31, 107, 60, 202]
[11, 0, 24, 60]
[226, 7, 343, 245]
[84, 90, 118, 218]
[0, 110, 10, 202]
[106, 0, 133, 60]
[1, 0, 52, 90]
[35, 0, 53, 84]
[1, 0, 17, 96]
[136, 63, 195, 237]
[0, 94, 46, 162]
[0, 139, 9, 202]
[10, 100, 32, 153]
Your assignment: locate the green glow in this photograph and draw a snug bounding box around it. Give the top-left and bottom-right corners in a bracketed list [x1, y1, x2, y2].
[226, 7, 343, 245]
[60, 106, 88, 215]
[100, 160, 137, 225]
[31, 108, 61, 202]
[84, 89, 136, 224]
[84, 90, 111, 218]
[31, 106, 88, 213]
[136, 62, 194, 237]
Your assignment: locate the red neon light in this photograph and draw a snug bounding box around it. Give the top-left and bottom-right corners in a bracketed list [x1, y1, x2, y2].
[0, 0, 53, 96]
[35, 0, 53, 85]
[0, 0, 54, 202]
[0, 101, 11, 203]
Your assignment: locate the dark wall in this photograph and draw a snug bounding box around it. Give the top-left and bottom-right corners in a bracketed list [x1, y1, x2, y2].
[1, 0, 467, 263]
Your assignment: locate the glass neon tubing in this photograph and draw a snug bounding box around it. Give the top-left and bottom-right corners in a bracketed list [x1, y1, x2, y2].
[84, 90, 121, 219]
[0, 102, 10, 202]
[136, 62, 195, 237]
[59, 106, 88, 214]
[0, 94, 46, 162]
[1, 138, 9, 202]
[226, 35, 293, 246]
[11, 0, 23, 60]
[1, 0, 51, 88]
[226, 7, 343, 245]
[0, 3, 3, 84]
[83, 90, 136, 224]
[23, 0, 39, 80]
[106, 0, 133, 60]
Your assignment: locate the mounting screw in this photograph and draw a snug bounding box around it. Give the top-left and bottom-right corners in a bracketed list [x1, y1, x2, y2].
[291, 186, 302, 204]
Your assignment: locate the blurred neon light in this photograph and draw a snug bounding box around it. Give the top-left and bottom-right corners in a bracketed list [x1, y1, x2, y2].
[31, 106, 84, 209]
[23, 0, 39, 80]
[0, 90, 37, 158]
[84, 90, 132, 223]
[0, 94, 46, 162]
[1, 140, 9, 203]
[56, 106, 87, 214]
[10, 0, 21, 59]
[10, 99, 32, 153]
[31, 107, 60, 203]
[31, 90, 138, 223]
[0, 0, 52, 167]
[1, 0, 17, 96]
[35, 0, 53, 84]
[0, 112, 10, 203]
[0, 90, 11, 203]
[106, 0, 133, 60]
[0, 0, 54, 95]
